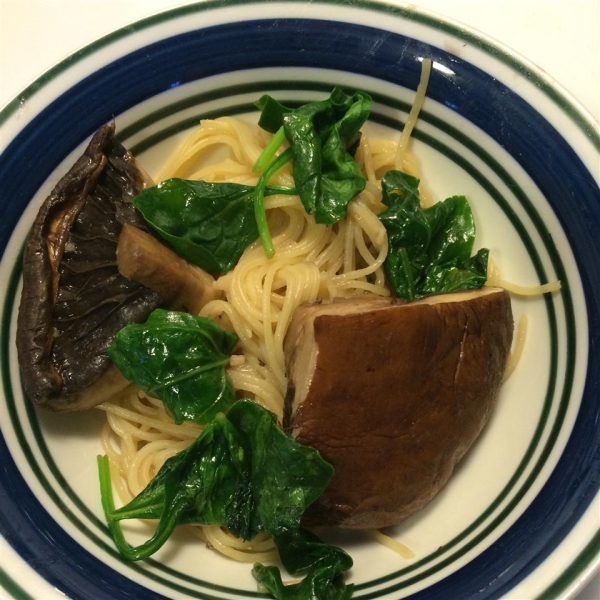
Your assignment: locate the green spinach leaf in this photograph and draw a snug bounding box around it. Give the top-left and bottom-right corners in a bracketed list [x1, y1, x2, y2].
[272, 529, 353, 575]
[379, 170, 488, 300]
[253, 560, 353, 600]
[253, 528, 354, 600]
[255, 96, 293, 134]
[227, 399, 334, 535]
[133, 178, 295, 273]
[98, 414, 255, 560]
[252, 529, 354, 599]
[107, 309, 238, 425]
[98, 400, 352, 599]
[255, 88, 372, 224]
[229, 402, 352, 598]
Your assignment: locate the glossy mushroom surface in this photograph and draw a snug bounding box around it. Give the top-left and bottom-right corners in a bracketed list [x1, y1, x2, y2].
[284, 288, 513, 529]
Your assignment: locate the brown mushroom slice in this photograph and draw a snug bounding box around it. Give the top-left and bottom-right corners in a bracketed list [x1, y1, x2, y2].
[16, 123, 163, 411]
[283, 288, 513, 529]
[117, 224, 222, 314]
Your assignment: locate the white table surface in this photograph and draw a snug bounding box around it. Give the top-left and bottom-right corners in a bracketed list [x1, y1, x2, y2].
[0, 1, 598, 599]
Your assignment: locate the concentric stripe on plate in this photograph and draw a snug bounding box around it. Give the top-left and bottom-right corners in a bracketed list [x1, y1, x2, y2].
[0, 4, 597, 600]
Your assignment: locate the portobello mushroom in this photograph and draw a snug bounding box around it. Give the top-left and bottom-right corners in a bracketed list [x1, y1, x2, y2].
[116, 223, 222, 315]
[284, 287, 513, 529]
[16, 123, 163, 411]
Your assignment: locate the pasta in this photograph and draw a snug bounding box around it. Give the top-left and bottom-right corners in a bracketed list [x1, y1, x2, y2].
[503, 314, 529, 382]
[487, 256, 561, 296]
[98, 103, 418, 561]
[97, 65, 558, 564]
[366, 530, 415, 560]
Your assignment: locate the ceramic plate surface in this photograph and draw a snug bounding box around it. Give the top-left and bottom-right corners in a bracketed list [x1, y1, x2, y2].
[1, 1, 599, 599]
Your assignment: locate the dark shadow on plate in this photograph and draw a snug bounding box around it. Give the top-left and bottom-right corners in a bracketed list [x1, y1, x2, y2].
[36, 404, 107, 441]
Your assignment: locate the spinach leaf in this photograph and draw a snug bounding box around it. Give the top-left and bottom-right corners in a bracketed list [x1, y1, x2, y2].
[99, 400, 352, 599]
[253, 561, 353, 600]
[227, 399, 334, 534]
[256, 88, 372, 224]
[228, 401, 352, 598]
[252, 530, 354, 599]
[107, 309, 238, 425]
[272, 529, 353, 575]
[379, 170, 488, 300]
[98, 414, 256, 560]
[133, 178, 295, 273]
[254, 528, 354, 600]
[100, 399, 334, 548]
[255, 96, 293, 134]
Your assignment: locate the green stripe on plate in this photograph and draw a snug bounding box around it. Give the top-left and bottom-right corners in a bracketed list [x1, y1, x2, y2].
[536, 531, 600, 600]
[0, 566, 35, 600]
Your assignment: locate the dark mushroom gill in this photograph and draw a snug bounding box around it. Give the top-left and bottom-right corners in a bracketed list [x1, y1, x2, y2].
[17, 123, 162, 410]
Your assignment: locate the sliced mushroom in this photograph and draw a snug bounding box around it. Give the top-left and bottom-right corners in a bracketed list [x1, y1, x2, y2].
[16, 123, 163, 411]
[284, 288, 513, 529]
[117, 224, 222, 314]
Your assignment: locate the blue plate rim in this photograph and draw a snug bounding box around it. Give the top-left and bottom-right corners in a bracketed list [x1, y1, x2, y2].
[0, 2, 598, 599]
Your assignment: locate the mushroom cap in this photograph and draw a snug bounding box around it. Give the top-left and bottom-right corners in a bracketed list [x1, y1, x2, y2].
[284, 288, 513, 529]
[16, 124, 162, 410]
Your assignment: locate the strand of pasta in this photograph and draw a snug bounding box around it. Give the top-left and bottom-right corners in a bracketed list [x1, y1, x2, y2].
[396, 58, 432, 170]
[358, 131, 377, 185]
[366, 530, 415, 559]
[503, 314, 529, 382]
[487, 256, 562, 295]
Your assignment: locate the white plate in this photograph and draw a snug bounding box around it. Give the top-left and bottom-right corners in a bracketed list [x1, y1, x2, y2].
[0, 1, 598, 599]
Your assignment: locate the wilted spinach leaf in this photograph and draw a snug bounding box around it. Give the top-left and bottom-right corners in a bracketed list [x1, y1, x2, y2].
[229, 403, 352, 598]
[253, 560, 352, 600]
[252, 528, 353, 599]
[379, 170, 488, 300]
[226, 400, 334, 535]
[98, 400, 351, 599]
[107, 309, 238, 425]
[133, 178, 295, 273]
[255, 88, 372, 224]
[256, 96, 294, 133]
[273, 528, 353, 575]
[98, 413, 255, 560]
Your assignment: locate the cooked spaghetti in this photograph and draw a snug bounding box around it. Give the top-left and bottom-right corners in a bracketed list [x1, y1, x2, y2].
[97, 61, 558, 564]
[98, 90, 427, 561]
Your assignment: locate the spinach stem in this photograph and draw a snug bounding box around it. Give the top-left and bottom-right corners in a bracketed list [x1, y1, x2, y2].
[254, 147, 293, 259]
[252, 126, 286, 173]
[98, 455, 139, 560]
[98, 454, 183, 560]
